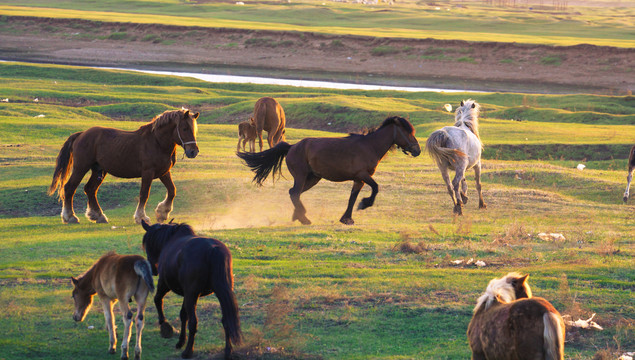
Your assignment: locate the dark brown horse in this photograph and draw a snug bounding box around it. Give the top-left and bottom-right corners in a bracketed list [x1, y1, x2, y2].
[141, 220, 242, 359]
[237, 116, 421, 225]
[48, 109, 199, 224]
[71, 252, 154, 360]
[253, 97, 286, 152]
[623, 144, 635, 203]
[467, 273, 565, 360]
[237, 118, 257, 153]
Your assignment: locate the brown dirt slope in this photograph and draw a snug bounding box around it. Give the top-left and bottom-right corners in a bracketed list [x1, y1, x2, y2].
[0, 16, 633, 94]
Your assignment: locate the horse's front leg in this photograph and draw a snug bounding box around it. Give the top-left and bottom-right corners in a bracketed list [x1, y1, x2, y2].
[474, 161, 486, 209]
[101, 298, 117, 354]
[340, 180, 364, 225]
[154, 278, 175, 338]
[134, 173, 153, 224]
[624, 167, 633, 203]
[180, 294, 199, 359]
[357, 174, 378, 210]
[155, 172, 175, 223]
[118, 299, 134, 360]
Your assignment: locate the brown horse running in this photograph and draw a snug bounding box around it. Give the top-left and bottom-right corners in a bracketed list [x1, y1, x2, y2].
[467, 273, 565, 360]
[71, 252, 155, 360]
[623, 144, 635, 203]
[237, 118, 257, 152]
[237, 116, 421, 225]
[48, 109, 199, 224]
[252, 97, 286, 152]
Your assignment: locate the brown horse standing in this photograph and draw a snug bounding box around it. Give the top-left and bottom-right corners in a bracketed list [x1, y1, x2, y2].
[623, 144, 635, 203]
[71, 252, 155, 360]
[48, 109, 199, 224]
[237, 118, 257, 152]
[253, 97, 286, 152]
[467, 273, 565, 360]
[238, 116, 421, 225]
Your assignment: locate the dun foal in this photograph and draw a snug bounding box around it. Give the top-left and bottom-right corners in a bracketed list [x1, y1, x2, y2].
[467, 273, 565, 360]
[623, 144, 635, 203]
[237, 118, 257, 152]
[71, 252, 155, 360]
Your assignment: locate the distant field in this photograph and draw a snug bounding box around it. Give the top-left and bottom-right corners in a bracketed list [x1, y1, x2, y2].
[0, 62, 633, 359]
[0, 0, 634, 47]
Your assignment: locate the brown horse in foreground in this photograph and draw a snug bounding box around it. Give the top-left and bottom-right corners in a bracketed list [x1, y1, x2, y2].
[467, 273, 565, 360]
[237, 118, 257, 152]
[71, 252, 155, 360]
[252, 97, 286, 152]
[48, 109, 199, 224]
[237, 116, 421, 225]
[623, 144, 635, 203]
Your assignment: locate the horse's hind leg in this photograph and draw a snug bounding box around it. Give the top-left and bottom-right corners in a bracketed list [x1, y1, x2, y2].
[101, 299, 117, 354]
[175, 302, 188, 350]
[154, 278, 176, 338]
[624, 167, 633, 203]
[474, 161, 486, 209]
[289, 175, 312, 225]
[257, 130, 264, 152]
[61, 166, 89, 224]
[341, 180, 364, 225]
[439, 166, 460, 215]
[180, 294, 199, 359]
[452, 169, 466, 215]
[155, 172, 175, 223]
[84, 167, 109, 223]
[133, 290, 149, 360]
[118, 299, 134, 360]
[134, 174, 153, 224]
[460, 178, 469, 205]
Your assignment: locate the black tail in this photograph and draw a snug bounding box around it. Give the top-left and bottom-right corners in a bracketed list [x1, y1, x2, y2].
[237, 141, 291, 185]
[134, 259, 155, 292]
[48, 132, 82, 200]
[212, 249, 242, 346]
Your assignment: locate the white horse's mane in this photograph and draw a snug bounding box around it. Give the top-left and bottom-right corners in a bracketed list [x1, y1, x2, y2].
[473, 272, 523, 313]
[454, 99, 481, 139]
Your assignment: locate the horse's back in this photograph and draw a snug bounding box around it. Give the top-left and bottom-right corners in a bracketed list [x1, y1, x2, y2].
[254, 97, 285, 132]
[94, 253, 149, 299]
[441, 125, 482, 166]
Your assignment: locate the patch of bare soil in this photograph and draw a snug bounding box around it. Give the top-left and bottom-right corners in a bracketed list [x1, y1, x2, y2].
[0, 16, 633, 94]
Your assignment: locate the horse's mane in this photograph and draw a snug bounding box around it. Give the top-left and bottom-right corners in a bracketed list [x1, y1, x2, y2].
[454, 99, 481, 140]
[347, 116, 414, 138]
[473, 272, 524, 314]
[143, 222, 197, 253]
[150, 109, 188, 132]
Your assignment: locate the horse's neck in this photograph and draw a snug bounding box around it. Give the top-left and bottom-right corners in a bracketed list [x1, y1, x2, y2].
[363, 125, 397, 157]
[150, 124, 178, 154]
[78, 267, 97, 292]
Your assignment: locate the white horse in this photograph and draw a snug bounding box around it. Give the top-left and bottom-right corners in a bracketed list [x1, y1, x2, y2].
[624, 145, 635, 203]
[426, 99, 486, 215]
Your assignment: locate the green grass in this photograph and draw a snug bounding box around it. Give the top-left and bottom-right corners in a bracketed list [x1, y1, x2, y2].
[0, 0, 634, 47]
[0, 62, 633, 359]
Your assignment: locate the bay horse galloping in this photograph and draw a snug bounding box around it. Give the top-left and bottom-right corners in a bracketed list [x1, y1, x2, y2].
[623, 144, 635, 203]
[141, 220, 242, 359]
[237, 118, 257, 153]
[237, 116, 421, 225]
[253, 97, 286, 152]
[48, 109, 199, 224]
[71, 252, 155, 360]
[467, 273, 565, 360]
[426, 99, 486, 215]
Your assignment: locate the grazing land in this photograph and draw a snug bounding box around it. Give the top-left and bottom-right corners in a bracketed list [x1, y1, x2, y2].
[0, 62, 633, 359]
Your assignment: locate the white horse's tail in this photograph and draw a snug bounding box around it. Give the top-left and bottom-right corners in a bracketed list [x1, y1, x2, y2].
[543, 312, 565, 360]
[425, 129, 466, 165]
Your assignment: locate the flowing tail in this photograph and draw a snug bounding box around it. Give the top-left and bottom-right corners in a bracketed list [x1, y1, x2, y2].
[134, 259, 155, 293]
[425, 129, 466, 166]
[543, 312, 565, 360]
[48, 132, 82, 200]
[212, 249, 242, 347]
[237, 142, 291, 185]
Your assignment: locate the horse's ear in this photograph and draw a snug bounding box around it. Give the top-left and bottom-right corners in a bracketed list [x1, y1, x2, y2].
[472, 103, 476, 108]
[71, 277, 78, 286]
[168, 218, 175, 224]
[460, 100, 464, 106]
[183, 110, 190, 118]
[193, 112, 200, 120]
[141, 219, 151, 231]
[519, 274, 529, 285]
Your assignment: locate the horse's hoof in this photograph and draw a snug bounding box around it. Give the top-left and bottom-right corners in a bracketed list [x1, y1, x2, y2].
[108, 348, 116, 354]
[461, 193, 469, 204]
[624, 196, 629, 203]
[176, 337, 186, 349]
[160, 322, 175, 338]
[339, 217, 354, 225]
[479, 202, 487, 209]
[64, 215, 80, 224]
[453, 206, 463, 215]
[357, 198, 372, 210]
[121, 355, 129, 360]
[181, 349, 194, 359]
[96, 214, 109, 223]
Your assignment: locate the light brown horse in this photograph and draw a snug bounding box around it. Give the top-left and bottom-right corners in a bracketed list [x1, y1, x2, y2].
[238, 116, 421, 225]
[71, 252, 155, 360]
[48, 109, 199, 224]
[253, 97, 286, 152]
[237, 118, 257, 152]
[623, 144, 635, 203]
[467, 273, 565, 360]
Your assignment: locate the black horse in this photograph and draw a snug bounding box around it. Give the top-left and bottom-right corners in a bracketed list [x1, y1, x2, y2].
[141, 221, 242, 359]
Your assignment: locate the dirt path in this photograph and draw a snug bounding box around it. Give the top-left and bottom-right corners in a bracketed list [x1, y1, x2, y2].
[1, 16, 633, 94]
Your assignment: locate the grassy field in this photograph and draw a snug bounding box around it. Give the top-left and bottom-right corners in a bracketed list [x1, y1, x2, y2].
[0, 0, 634, 47]
[0, 62, 633, 359]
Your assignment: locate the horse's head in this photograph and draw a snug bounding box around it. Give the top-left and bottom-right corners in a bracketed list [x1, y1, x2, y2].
[509, 273, 532, 300]
[177, 110, 200, 159]
[70, 276, 96, 322]
[473, 272, 531, 314]
[141, 219, 196, 275]
[387, 116, 421, 157]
